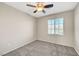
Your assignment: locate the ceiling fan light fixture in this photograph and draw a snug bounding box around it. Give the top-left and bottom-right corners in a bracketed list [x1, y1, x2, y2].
[36, 7, 43, 11]
[36, 2, 44, 11]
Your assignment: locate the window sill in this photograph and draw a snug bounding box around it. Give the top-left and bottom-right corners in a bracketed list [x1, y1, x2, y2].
[48, 34, 64, 36]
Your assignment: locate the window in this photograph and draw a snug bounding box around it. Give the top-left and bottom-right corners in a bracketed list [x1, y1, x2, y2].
[48, 18, 64, 35]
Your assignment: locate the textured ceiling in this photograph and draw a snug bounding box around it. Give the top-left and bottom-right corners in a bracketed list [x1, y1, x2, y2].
[4, 2, 78, 18]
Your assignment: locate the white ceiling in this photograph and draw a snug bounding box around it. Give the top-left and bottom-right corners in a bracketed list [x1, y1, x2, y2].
[4, 2, 78, 18]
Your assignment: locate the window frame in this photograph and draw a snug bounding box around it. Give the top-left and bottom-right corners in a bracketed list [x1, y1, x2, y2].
[48, 17, 64, 36]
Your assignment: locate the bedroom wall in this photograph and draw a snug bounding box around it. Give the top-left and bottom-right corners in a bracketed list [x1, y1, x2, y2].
[0, 3, 36, 55]
[74, 3, 79, 55]
[37, 10, 74, 47]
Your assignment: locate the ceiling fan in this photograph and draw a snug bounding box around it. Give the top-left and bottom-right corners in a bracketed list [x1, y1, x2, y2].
[26, 2, 53, 13]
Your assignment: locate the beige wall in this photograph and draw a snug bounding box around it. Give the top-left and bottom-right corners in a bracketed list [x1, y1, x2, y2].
[37, 10, 74, 47]
[74, 3, 79, 54]
[0, 3, 36, 55]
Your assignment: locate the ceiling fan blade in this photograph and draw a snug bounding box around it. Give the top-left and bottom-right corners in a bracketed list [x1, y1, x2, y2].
[26, 4, 36, 7]
[42, 10, 46, 13]
[44, 4, 53, 8]
[33, 10, 37, 13]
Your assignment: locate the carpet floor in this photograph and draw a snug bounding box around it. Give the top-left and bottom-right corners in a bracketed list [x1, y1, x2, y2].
[3, 40, 78, 56]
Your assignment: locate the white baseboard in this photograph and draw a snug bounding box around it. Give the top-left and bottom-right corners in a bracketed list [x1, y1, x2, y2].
[74, 47, 79, 55]
[38, 39, 73, 47]
[1, 39, 36, 56]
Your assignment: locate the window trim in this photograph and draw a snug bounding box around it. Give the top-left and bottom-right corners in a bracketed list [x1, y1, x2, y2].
[48, 17, 64, 36]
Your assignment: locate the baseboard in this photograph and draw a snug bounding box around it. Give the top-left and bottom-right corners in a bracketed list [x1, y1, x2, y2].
[37, 39, 73, 48]
[2, 39, 36, 56]
[74, 47, 79, 55]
